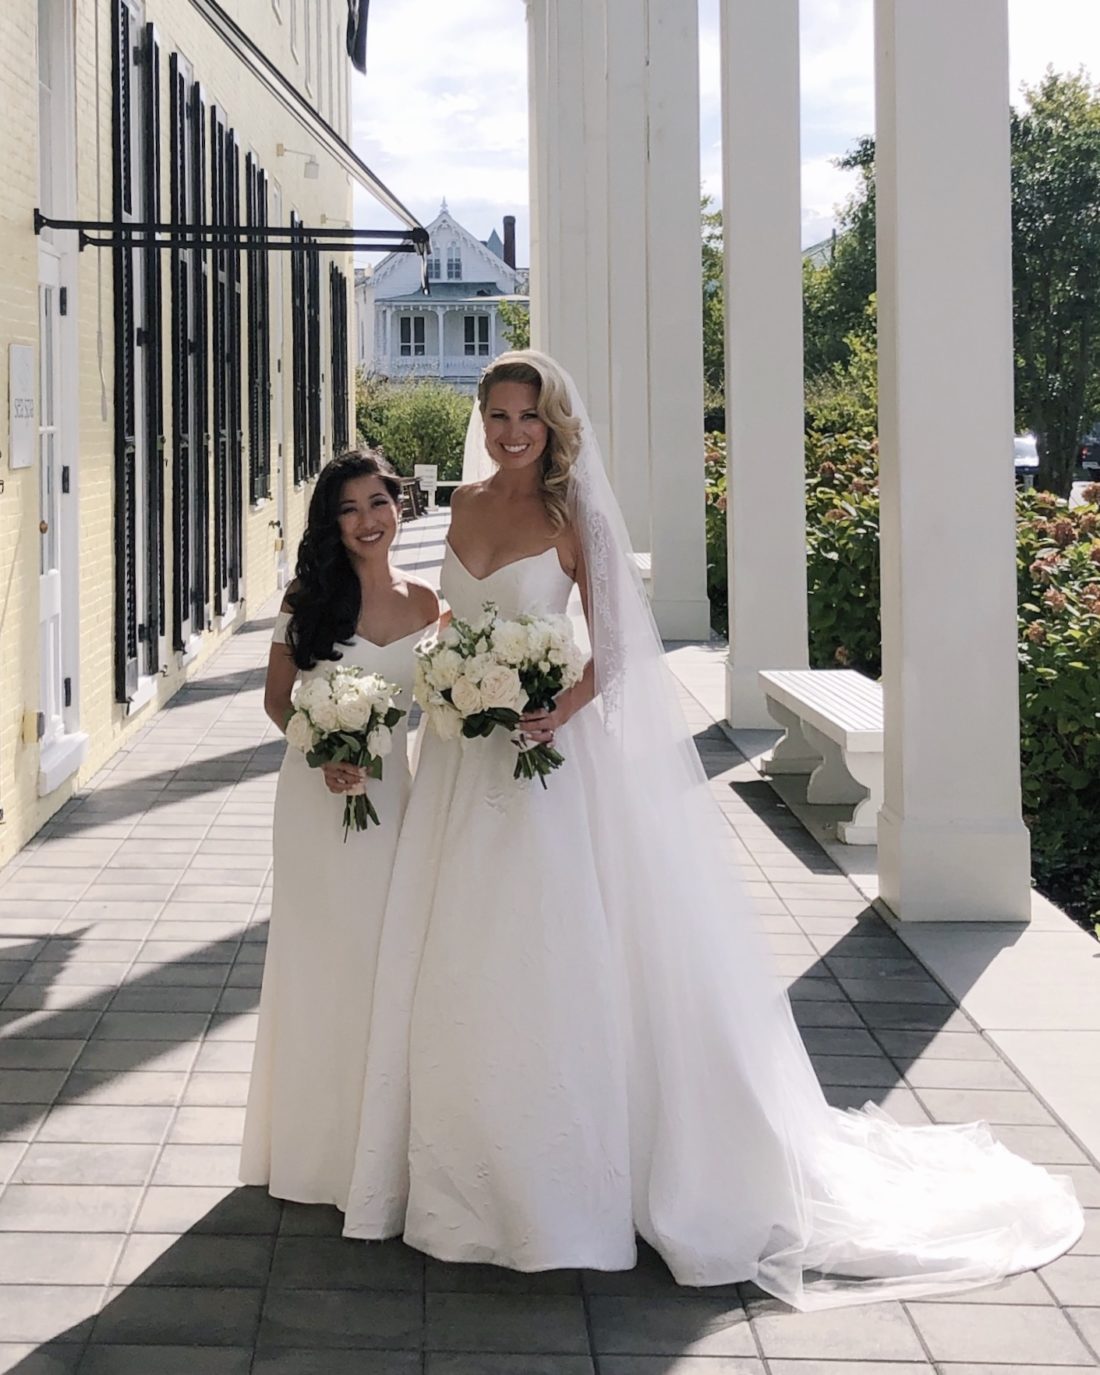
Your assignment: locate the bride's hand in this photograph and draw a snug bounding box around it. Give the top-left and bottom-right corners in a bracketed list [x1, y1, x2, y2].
[520, 692, 573, 745]
[321, 762, 366, 794]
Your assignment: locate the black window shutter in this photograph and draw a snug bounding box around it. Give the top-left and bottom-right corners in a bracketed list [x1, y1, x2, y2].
[142, 22, 165, 675]
[112, 0, 139, 703]
[211, 105, 229, 615]
[330, 264, 349, 455]
[290, 212, 306, 486]
[306, 243, 321, 478]
[169, 52, 190, 653]
[259, 170, 271, 497]
[228, 131, 243, 606]
[246, 157, 272, 504]
[191, 82, 210, 630]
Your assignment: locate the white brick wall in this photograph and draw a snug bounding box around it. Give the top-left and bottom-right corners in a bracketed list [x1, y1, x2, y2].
[0, 0, 357, 861]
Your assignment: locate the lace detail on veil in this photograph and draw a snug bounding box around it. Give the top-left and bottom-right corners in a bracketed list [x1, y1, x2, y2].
[569, 471, 625, 729]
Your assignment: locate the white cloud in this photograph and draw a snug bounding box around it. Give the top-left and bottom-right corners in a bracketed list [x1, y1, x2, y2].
[350, 0, 529, 261]
[351, 0, 1100, 260]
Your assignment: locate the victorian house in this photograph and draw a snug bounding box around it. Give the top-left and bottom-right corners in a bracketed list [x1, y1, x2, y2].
[355, 202, 528, 392]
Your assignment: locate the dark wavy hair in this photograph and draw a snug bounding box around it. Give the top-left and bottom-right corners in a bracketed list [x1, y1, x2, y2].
[285, 449, 401, 669]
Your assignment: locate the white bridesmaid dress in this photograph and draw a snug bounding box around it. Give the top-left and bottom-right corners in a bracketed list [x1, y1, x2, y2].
[240, 611, 423, 1210]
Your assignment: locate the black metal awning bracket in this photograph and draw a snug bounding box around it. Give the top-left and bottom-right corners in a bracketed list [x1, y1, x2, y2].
[34, 209, 421, 257]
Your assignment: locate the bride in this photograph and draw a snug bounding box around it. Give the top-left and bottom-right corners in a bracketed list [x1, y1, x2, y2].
[343, 350, 1082, 1308]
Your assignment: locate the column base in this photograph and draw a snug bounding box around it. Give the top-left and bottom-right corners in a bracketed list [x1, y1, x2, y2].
[877, 805, 1032, 923]
[650, 597, 713, 642]
[725, 658, 784, 730]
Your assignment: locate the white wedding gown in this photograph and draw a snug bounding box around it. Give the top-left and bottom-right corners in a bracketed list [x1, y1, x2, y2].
[240, 613, 422, 1210]
[343, 541, 1083, 1307]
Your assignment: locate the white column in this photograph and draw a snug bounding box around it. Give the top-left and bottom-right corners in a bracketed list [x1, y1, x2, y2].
[435, 305, 445, 371]
[721, 0, 809, 726]
[525, 0, 549, 348]
[645, 0, 710, 639]
[525, 0, 709, 637]
[875, 0, 1031, 921]
[604, 0, 651, 549]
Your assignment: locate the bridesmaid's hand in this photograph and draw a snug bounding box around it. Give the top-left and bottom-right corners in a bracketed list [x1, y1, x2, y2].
[321, 762, 366, 794]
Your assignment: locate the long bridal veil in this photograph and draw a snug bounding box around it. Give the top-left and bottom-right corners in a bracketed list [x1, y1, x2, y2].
[461, 351, 1082, 1308]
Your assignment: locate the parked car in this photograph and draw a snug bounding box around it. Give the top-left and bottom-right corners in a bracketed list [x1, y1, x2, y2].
[1014, 433, 1039, 485]
[1078, 432, 1100, 472]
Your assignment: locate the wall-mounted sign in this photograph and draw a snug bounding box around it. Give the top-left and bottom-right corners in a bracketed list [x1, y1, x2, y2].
[8, 344, 34, 470]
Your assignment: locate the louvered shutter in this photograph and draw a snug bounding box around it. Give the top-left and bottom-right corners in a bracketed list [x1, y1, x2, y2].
[112, 0, 139, 702]
[142, 22, 165, 674]
[191, 82, 210, 629]
[169, 52, 190, 652]
[290, 212, 306, 486]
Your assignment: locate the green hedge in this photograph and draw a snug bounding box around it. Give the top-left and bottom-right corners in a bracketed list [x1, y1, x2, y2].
[355, 373, 473, 481]
[704, 439, 1100, 926]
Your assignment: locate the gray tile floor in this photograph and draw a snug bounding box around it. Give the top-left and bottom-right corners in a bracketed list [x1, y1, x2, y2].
[0, 514, 1096, 1372]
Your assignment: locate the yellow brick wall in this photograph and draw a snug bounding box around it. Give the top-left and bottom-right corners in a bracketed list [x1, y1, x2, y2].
[0, 0, 357, 863]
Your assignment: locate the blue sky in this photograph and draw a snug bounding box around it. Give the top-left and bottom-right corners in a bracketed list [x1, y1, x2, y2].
[351, 0, 1100, 262]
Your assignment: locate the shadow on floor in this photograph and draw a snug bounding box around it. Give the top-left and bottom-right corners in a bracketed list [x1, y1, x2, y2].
[5, 1190, 752, 1371]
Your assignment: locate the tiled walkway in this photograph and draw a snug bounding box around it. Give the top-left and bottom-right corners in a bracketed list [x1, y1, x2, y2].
[0, 512, 1096, 1373]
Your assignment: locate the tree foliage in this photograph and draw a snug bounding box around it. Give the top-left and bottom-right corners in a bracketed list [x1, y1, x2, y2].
[497, 300, 531, 351]
[802, 138, 877, 378]
[701, 196, 725, 416]
[1012, 70, 1100, 493]
[799, 74, 1100, 497]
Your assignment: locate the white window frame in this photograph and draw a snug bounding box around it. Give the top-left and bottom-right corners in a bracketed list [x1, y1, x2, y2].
[464, 314, 490, 357]
[447, 244, 462, 281]
[400, 316, 425, 357]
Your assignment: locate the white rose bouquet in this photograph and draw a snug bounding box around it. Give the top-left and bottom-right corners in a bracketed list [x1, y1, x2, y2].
[415, 602, 586, 787]
[285, 667, 405, 837]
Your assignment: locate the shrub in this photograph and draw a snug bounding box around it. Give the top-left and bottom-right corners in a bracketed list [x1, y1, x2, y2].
[804, 432, 881, 675]
[1016, 485, 1100, 922]
[354, 372, 472, 481]
[704, 435, 1100, 926]
[704, 433, 728, 636]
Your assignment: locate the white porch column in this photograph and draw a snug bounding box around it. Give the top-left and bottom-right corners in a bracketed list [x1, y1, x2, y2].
[435, 305, 445, 368]
[875, 0, 1031, 921]
[645, 0, 710, 639]
[526, 0, 709, 638]
[720, 0, 809, 726]
[605, 0, 652, 549]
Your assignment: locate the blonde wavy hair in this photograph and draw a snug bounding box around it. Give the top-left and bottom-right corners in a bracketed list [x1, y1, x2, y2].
[477, 350, 583, 533]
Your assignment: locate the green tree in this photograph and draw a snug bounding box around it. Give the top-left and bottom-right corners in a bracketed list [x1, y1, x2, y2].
[701, 195, 724, 412]
[802, 137, 877, 378]
[1012, 70, 1100, 494]
[497, 300, 530, 351]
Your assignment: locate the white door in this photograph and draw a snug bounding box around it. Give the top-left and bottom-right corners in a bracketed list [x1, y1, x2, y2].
[37, 251, 64, 750]
[272, 181, 289, 585]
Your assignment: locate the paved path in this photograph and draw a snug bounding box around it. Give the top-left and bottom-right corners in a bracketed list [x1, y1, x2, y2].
[0, 512, 1096, 1372]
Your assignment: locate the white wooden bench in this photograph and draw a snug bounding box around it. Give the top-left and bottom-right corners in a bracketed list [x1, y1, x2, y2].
[758, 668, 884, 845]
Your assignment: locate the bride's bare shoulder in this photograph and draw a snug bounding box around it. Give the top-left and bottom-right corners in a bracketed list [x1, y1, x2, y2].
[450, 482, 490, 509]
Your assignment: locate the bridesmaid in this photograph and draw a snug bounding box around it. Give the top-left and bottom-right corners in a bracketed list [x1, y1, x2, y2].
[240, 450, 438, 1211]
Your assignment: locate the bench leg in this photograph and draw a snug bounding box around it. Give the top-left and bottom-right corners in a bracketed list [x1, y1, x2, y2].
[763, 699, 822, 776]
[803, 723, 868, 805]
[836, 751, 884, 845]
